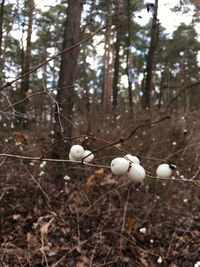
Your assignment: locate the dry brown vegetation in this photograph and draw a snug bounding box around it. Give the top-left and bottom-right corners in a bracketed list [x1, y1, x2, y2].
[1, 112, 200, 267]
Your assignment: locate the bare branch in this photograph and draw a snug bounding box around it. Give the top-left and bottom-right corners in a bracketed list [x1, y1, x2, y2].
[0, 24, 105, 91]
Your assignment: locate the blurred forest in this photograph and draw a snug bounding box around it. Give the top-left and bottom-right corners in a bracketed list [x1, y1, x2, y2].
[1, 0, 200, 266]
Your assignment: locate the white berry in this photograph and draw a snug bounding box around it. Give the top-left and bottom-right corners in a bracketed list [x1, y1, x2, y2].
[156, 163, 172, 178]
[70, 145, 84, 160]
[127, 163, 145, 183]
[125, 154, 140, 164]
[111, 157, 130, 176]
[82, 150, 94, 163]
[69, 152, 76, 161]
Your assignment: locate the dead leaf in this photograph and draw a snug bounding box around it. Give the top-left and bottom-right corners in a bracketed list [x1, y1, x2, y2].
[40, 217, 54, 238]
[14, 132, 28, 146]
[47, 248, 59, 257]
[75, 262, 87, 267]
[39, 244, 52, 253]
[27, 233, 40, 249]
[139, 251, 155, 267]
[12, 214, 22, 221]
[100, 173, 116, 186]
[125, 218, 137, 233]
[26, 89, 33, 97]
[85, 168, 106, 192]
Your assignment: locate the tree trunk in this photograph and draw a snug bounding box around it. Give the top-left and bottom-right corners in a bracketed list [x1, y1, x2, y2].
[126, 0, 133, 114]
[103, 3, 112, 113]
[0, 0, 5, 60]
[82, 49, 92, 133]
[0, 0, 5, 87]
[16, 0, 34, 128]
[143, 0, 159, 110]
[112, 0, 121, 110]
[53, 0, 83, 159]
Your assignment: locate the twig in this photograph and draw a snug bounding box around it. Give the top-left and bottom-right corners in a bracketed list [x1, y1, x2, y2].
[147, 175, 200, 189]
[80, 182, 127, 218]
[123, 115, 171, 141]
[166, 80, 200, 110]
[23, 164, 51, 203]
[0, 153, 110, 169]
[82, 115, 171, 162]
[42, 75, 64, 133]
[0, 24, 105, 91]
[3, 91, 46, 112]
[166, 142, 200, 160]
[119, 188, 130, 252]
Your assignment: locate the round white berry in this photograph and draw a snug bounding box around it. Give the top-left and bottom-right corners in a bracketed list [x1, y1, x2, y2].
[82, 150, 94, 163]
[69, 152, 76, 161]
[70, 145, 84, 160]
[125, 154, 140, 164]
[111, 157, 130, 176]
[156, 163, 172, 178]
[127, 163, 145, 183]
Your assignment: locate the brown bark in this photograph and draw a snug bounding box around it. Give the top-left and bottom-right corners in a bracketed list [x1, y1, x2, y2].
[16, 0, 34, 127]
[53, 0, 83, 158]
[112, 0, 121, 110]
[82, 48, 92, 132]
[126, 0, 133, 114]
[143, 0, 159, 110]
[180, 55, 188, 112]
[103, 4, 112, 113]
[0, 0, 5, 60]
[0, 0, 5, 87]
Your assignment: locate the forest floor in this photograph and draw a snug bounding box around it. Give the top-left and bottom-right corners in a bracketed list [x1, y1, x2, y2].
[1, 114, 200, 267]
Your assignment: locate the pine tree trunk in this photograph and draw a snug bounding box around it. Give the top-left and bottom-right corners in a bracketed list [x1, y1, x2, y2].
[0, 0, 5, 60]
[103, 4, 112, 113]
[16, 0, 34, 128]
[0, 0, 5, 87]
[53, 0, 83, 158]
[126, 0, 133, 114]
[143, 0, 159, 110]
[82, 49, 91, 133]
[112, 0, 121, 110]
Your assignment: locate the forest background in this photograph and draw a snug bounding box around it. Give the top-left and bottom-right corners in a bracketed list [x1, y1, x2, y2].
[1, 0, 200, 266]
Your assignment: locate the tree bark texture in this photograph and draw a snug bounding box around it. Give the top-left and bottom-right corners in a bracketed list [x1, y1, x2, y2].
[0, 0, 5, 87]
[16, 0, 34, 127]
[143, 0, 159, 110]
[53, 0, 83, 155]
[0, 0, 5, 61]
[112, 0, 121, 110]
[126, 0, 133, 114]
[103, 4, 112, 113]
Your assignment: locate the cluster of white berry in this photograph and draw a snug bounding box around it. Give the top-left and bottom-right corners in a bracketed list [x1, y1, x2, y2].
[111, 155, 175, 183]
[69, 145, 175, 183]
[111, 155, 145, 183]
[69, 145, 94, 163]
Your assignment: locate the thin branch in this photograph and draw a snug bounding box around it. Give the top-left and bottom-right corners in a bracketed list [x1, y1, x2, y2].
[23, 164, 51, 203]
[80, 182, 128, 218]
[166, 80, 200, 110]
[82, 115, 171, 162]
[147, 175, 200, 189]
[0, 153, 110, 169]
[123, 115, 171, 141]
[0, 24, 105, 91]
